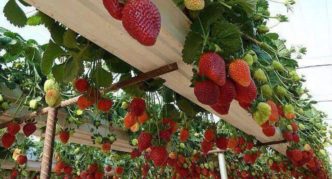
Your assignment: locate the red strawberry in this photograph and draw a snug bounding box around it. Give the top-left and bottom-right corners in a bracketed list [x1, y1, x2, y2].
[204, 128, 215, 142]
[179, 128, 189, 142]
[102, 142, 111, 153]
[201, 140, 213, 155]
[217, 79, 236, 104]
[59, 130, 70, 144]
[292, 133, 300, 143]
[229, 60, 251, 87]
[74, 78, 89, 93]
[142, 163, 150, 177]
[243, 154, 254, 164]
[105, 165, 112, 172]
[159, 128, 172, 142]
[54, 161, 65, 173]
[216, 136, 228, 150]
[291, 122, 298, 132]
[283, 131, 293, 141]
[131, 149, 141, 159]
[88, 163, 98, 174]
[138, 132, 152, 152]
[23, 122, 36, 137]
[198, 52, 226, 86]
[235, 79, 257, 104]
[162, 118, 177, 133]
[194, 80, 220, 105]
[103, 0, 124, 20]
[77, 95, 93, 110]
[7, 122, 20, 135]
[267, 100, 279, 122]
[11, 169, 18, 178]
[150, 146, 168, 166]
[63, 165, 73, 175]
[238, 101, 251, 109]
[97, 98, 113, 112]
[246, 142, 254, 150]
[124, 113, 136, 128]
[16, 154, 27, 165]
[262, 124, 275, 137]
[115, 167, 124, 175]
[210, 102, 231, 115]
[122, 0, 161, 46]
[291, 149, 303, 162]
[94, 172, 104, 179]
[129, 97, 146, 116]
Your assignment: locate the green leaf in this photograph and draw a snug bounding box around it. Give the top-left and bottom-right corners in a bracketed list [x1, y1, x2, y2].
[105, 54, 131, 73]
[91, 66, 113, 87]
[25, 46, 41, 63]
[210, 21, 243, 57]
[161, 104, 180, 121]
[50, 23, 66, 45]
[41, 41, 65, 75]
[63, 29, 79, 49]
[191, 4, 224, 34]
[119, 74, 144, 97]
[176, 97, 197, 117]
[3, 0, 28, 27]
[182, 31, 204, 64]
[27, 13, 42, 26]
[141, 78, 165, 92]
[228, 0, 257, 16]
[52, 59, 79, 83]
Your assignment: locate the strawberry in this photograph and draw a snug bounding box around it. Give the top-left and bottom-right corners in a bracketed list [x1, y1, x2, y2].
[101, 142, 111, 153]
[137, 111, 149, 123]
[229, 60, 251, 87]
[45, 89, 61, 107]
[138, 132, 152, 152]
[16, 154, 27, 165]
[94, 172, 104, 179]
[210, 102, 231, 115]
[201, 140, 213, 155]
[262, 124, 275, 137]
[115, 167, 124, 175]
[11, 169, 18, 178]
[282, 131, 293, 141]
[283, 104, 296, 119]
[291, 149, 303, 162]
[261, 84, 273, 98]
[292, 133, 300, 143]
[216, 79, 236, 104]
[246, 142, 254, 150]
[23, 122, 36, 137]
[124, 113, 137, 128]
[7, 122, 20, 135]
[131, 149, 141, 159]
[43, 79, 59, 92]
[235, 79, 257, 104]
[122, 0, 161, 46]
[129, 97, 146, 116]
[150, 146, 168, 166]
[162, 118, 177, 133]
[97, 98, 113, 112]
[291, 122, 298, 132]
[63, 165, 73, 175]
[54, 161, 65, 173]
[59, 130, 70, 144]
[103, 0, 124, 20]
[194, 80, 220, 105]
[159, 128, 172, 141]
[272, 60, 285, 72]
[216, 136, 228, 150]
[88, 163, 98, 174]
[105, 165, 112, 172]
[267, 100, 279, 122]
[198, 52, 226, 86]
[130, 122, 140, 132]
[204, 128, 215, 142]
[184, 0, 205, 10]
[179, 128, 189, 142]
[77, 95, 93, 110]
[254, 69, 267, 83]
[74, 78, 89, 93]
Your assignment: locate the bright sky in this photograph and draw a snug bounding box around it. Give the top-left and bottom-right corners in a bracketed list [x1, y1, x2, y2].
[0, 0, 331, 156]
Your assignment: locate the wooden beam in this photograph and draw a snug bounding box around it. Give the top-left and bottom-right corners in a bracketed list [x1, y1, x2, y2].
[23, 0, 287, 154]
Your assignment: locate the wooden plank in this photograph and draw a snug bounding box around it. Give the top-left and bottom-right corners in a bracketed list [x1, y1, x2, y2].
[24, 0, 286, 154]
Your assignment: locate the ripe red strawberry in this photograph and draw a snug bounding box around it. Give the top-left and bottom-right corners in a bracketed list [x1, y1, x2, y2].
[179, 128, 189, 142]
[291, 122, 298, 132]
[235, 79, 257, 104]
[246, 141, 254, 150]
[102, 142, 111, 153]
[88, 163, 98, 174]
[159, 128, 172, 141]
[16, 154, 27, 165]
[115, 167, 124, 175]
[198, 52, 226, 86]
[129, 97, 146, 116]
[262, 124, 275, 137]
[138, 132, 152, 152]
[77, 95, 93, 110]
[11, 169, 18, 178]
[94, 172, 104, 179]
[216, 136, 228, 150]
[23, 122, 36, 137]
[162, 118, 177, 133]
[74, 78, 89, 93]
[105, 165, 112, 172]
[59, 130, 70, 144]
[229, 60, 251, 87]
[291, 149, 303, 162]
[97, 98, 113, 112]
[243, 154, 254, 164]
[194, 80, 220, 105]
[103, 0, 124, 20]
[267, 100, 279, 122]
[204, 128, 215, 142]
[210, 102, 231, 115]
[7, 122, 20, 135]
[54, 161, 65, 173]
[292, 133, 300, 143]
[150, 146, 168, 166]
[201, 140, 213, 155]
[122, 0, 161, 46]
[124, 113, 136, 128]
[283, 131, 293, 141]
[131, 149, 141, 159]
[217, 79, 236, 104]
[63, 165, 73, 175]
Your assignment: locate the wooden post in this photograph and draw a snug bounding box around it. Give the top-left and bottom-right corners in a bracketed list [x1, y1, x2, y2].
[218, 153, 228, 179]
[40, 108, 57, 179]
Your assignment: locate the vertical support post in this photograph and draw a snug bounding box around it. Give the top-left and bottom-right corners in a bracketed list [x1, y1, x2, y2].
[40, 108, 57, 179]
[218, 153, 228, 179]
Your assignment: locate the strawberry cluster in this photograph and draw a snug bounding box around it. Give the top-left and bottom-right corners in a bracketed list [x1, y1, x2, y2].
[123, 97, 149, 132]
[78, 163, 105, 179]
[1, 121, 37, 149]
[103, 0, 161, 46]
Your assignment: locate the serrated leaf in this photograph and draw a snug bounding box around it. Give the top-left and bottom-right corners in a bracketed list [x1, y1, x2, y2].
[141, 78, 165, 92]
[63, 29, 79, 49]
[27, 13, 42, 26]
[3, 0, 27, 27]
[210, 21, 243, 57]
[119, 74, 144, 97]
[176, 97, 197, 117]
[52, 59, 79, 83]
[50, 23, 66, 45]
[105, 54, 131, 73]
[182, 31, 204, 64]
[228, 0, 257, 16]
[25, 46, 41, 62]
[91, 66, 113, 87]
[41, 41, 65, 75]
[191, 4, 224, 34]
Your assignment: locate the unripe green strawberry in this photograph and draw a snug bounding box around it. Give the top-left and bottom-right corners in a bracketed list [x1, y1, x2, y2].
[29, 99, 38, 109]
[319, 149, 326, 156]
[204, 163, 209, 169]
[283, 104, 294, 114]
[272, 61, 285, 72]
[253, 111, 268, 125]
[287, 125, 292, 131]
[131, 138, 138, 146]
[299, 123, 305, 130]
[290, 70, 301, 81]
[43, 79, 59, 92]
[95, 136, 103, 144]
[0, 94, 3, 102]
[257, 25, 269, 34]
[208, 161, 214, 170]
[76, 109, 83, 116]
[257, 102, 271, 117]
[243, 53, 254, 66]
[261, 84, 273, 98]
[254, 69, 267, 83]
[1, 102, 9, 110]
[121, 101, 128, 109]
[184, 0, 205, 11]
[304, 144, 311, 151]
[45, 89, 61, 107]
[180, 143, 185, 148]
[276, 85, 288, 97]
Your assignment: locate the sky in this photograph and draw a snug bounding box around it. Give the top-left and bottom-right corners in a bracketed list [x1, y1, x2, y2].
[0, 0, 331, 155]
